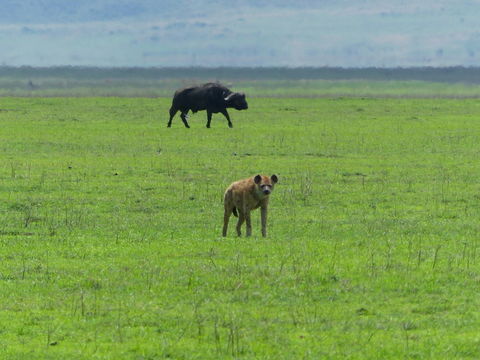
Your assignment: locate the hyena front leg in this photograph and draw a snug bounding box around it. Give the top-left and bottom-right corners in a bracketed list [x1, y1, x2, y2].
[245, 211, 252, 237]
[261, 206, 268, 237]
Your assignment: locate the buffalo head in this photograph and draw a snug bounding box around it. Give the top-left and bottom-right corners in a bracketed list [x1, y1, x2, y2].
[224, 92, 248, 110]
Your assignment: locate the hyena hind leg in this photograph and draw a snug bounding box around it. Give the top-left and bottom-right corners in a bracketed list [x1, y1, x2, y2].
[223, 207, 233, 237]
[236, 212, 245, 236]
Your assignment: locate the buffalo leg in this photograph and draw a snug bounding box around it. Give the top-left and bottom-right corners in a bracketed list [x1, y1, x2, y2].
[180, 112, 190, 128]
[167, 107, 178, 127]
[220, 109, 233, 128]
[206, 110, 213, 128]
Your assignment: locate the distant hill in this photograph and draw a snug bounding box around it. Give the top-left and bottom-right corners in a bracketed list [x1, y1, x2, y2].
[2, 66, 480, 98]
[0, 1, 479, 67]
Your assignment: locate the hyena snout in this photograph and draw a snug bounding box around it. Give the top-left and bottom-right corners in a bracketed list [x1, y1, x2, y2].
[261, 184, 273, 195]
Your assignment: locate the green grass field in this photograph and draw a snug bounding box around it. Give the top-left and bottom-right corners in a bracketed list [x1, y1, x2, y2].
[2, 96, 480, 359]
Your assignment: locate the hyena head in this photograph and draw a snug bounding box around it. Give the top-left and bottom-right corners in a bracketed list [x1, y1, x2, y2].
[254, 174, 278, 196]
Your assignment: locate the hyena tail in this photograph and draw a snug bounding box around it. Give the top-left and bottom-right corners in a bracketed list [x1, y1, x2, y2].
[232, 207, 238, 217]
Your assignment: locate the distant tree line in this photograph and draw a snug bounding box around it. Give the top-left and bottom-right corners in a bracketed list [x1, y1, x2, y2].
[2, 66, 480, 83]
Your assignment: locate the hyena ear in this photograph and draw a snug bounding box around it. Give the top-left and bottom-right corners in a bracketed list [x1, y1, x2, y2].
[254, 175, 262, 184]
[271, 174, 278, 183]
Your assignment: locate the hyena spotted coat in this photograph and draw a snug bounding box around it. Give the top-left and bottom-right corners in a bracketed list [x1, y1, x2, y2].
[223, 174, 278, 237]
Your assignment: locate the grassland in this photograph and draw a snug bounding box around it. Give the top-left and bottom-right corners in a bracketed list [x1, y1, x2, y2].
[1, 95, 480, 359]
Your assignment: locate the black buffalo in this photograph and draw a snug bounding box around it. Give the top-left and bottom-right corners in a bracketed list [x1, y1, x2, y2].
[167, 83, 248, 128]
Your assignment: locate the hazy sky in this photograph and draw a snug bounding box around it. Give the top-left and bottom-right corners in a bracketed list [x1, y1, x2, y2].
[1, 1, 480, 67]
